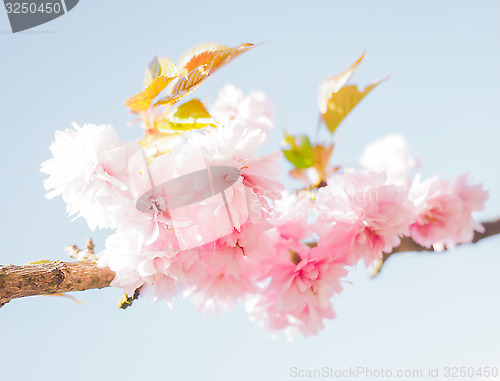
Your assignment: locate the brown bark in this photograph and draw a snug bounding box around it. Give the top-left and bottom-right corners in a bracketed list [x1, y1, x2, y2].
[1, 218, 499, 308]
[0, 261, 115, 307]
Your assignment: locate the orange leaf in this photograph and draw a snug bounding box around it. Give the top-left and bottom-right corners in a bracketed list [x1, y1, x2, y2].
[155, 43, 255, 107]
[155, 65, 210, 107]
[179, 43, 254, 74]
[125, 57, 185, 112]
[312, 144, 335, 180]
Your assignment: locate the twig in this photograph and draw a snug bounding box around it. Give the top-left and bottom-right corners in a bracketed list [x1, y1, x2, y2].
[372, 217, 500, 276]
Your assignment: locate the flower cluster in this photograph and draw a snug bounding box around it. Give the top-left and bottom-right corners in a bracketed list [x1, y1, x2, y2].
[314, 170, 416, 266]
[409, 173, 488, 250]
[248, 192, 348, 338]
[42, 87, 488, 338]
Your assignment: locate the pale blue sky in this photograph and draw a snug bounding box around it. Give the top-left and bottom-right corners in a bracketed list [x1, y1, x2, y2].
[1, 1, 499, 380]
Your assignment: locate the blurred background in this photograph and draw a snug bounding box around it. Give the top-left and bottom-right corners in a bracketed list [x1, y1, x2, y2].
[0, 1, 499, 380]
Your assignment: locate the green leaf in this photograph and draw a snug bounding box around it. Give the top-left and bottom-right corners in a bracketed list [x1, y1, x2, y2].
[282, 133, 315, 169]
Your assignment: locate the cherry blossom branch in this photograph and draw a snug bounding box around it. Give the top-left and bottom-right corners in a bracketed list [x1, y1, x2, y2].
[0, 218, 499, 308]
[372, 217, 500, 276]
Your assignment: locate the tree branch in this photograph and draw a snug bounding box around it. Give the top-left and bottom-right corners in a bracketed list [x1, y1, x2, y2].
[1, 218, 499, 308]
[372, 217, 500, 276]
[0, 261, 115, 308]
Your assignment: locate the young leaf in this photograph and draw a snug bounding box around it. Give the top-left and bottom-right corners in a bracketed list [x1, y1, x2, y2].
[289, 144, 336, 187]
[145, 56, 179, 85]
[318, 52, 365, 114]
[312, 144, 335, 180]
[126, 58, 185, 112]
[156, 99, 218, 131]
[179, 43, 254, 74]
[155, 43, 255, 107]
[155, 65, 210, 107]
[322, 78, 387, 134]
[282, 133, 315, 169]
[126, 43, 254, 112]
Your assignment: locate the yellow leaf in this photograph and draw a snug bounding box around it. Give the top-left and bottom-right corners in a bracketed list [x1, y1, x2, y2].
[156, 99, 218, 131]
[322, 78, 388, 134]
[155, 43, 255, 107]
[144, 56, 176, 85]
[126, 58, 186, 112]
[138, 100, 216, 158]
[318, 52, 365, 114]
[171, 98, 212, 120]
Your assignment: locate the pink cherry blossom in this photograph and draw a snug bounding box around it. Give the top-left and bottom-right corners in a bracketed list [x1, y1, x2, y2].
[359, 134, 418, 186]
[315, 170, 416, 266]
[409, 173, 488, 250]
[270, 191, 314, 240]
[210, 84, 274, 139]
[41, 123, 140, 230]
[249, 236, 348, 337]
[98, 232, 176, 301]
[94, 99, 284, 313]
[186, 243, 257, 315]
[246, 192, 348, 337]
